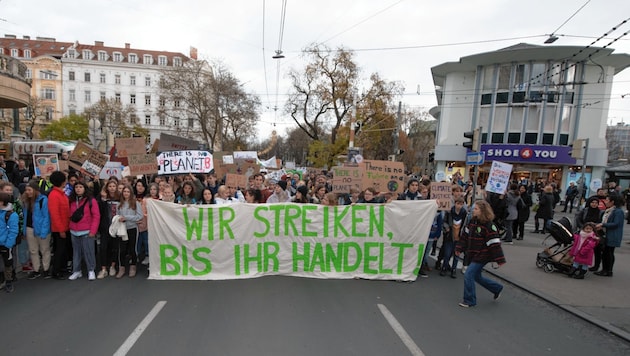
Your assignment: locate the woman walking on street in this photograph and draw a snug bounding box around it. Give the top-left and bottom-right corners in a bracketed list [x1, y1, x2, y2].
[455, 200, 506, 307]
[595, 194, 625, 277]
[533, 185, 554, 234]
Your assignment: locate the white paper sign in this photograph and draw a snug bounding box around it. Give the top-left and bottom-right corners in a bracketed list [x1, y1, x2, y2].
[485, 160, 513, 194]
[157, 150, 213, 175]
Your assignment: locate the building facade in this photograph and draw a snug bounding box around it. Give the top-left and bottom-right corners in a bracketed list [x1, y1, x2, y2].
[0, 35, 191, 145]
[431, 43, 630, 196]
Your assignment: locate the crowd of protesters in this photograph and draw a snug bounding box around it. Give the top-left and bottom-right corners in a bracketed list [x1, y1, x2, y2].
[0, 160, 626, 301]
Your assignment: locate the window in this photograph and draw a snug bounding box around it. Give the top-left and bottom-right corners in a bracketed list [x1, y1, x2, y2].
[67, 50, 75, 59]
[188, 117, 194, 128]
[11, 48, 19, 57]
[100, 73, 106, 83]
[174, 117, 180, 126]
[174, 100, 180, 108]
[130, 114, 137, 124]
[145, 77, 151, 87]
[158, 56, 167, 66]
[145, 95, 151, 105]
[159, 115, 165, 126]
[98, 51, 107, 61]
[115, 74, 121, 84]
[115, 131, 122, 138]
[69, 89, 76, 101]
[159, 97, 165, 107]
[115, 93, 121, 103]
[23, 49, 31, 59]
[25, 69, 32, 79]
[45, 107, 53, 121]
[85, 90, 91, 103]
[128, 54, 137, 64]
[100, 91, 106, 101]
[145, 115, 151, 125]
[130, 75, 136, 85]
[69, 71, 75, 81]
[84, 72, 91, 82]
[41, 88, 55, 100]
[82, 50, 91, 59]
[173, 57, 182, 67]
[143, 55, 152, 64]
[113, 52, 122, 62]
[130, 94, 136, 104]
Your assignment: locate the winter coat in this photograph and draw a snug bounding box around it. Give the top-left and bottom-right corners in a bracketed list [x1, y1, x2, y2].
[117, 201, 144, 230]
[505, 191, 519, 221]
[443, 206, 467, 243]
[456, 218, 506, 265]
[517, 192, 532, 223]
[569, 232, 599, 265]
[69, 197, 100, 236]
[0, 207, 19, 249]
[48, 186, 69, 233]
[602, 207, 624, 247]
[535, 192, 554, 220]
[23, 194, 51, 239]
[429, 211, 443, 240]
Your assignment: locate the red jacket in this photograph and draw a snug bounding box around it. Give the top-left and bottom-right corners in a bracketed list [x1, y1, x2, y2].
[48, 186, 69, 233]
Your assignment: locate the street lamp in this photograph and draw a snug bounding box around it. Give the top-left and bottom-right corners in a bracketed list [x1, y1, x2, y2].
[89, 117, 102, 151]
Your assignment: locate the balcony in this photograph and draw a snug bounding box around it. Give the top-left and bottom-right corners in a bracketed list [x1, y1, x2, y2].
[0, 54, 31, 108]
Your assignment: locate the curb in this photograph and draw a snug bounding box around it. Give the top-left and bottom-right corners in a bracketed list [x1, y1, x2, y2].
[485, 266, 630, 343]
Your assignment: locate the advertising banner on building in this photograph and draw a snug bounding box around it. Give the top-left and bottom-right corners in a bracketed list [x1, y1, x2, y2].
[481, 144, 577, 165]
[146, 199, 436, 281]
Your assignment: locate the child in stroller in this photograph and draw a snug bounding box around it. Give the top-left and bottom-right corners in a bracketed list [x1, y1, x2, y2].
[535, 217, 575, 274]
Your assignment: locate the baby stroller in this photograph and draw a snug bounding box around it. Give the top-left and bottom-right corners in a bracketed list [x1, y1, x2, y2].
[535, 217, 574, 274]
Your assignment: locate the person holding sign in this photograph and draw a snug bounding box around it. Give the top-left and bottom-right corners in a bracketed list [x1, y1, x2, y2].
[455, 200, 506, 308]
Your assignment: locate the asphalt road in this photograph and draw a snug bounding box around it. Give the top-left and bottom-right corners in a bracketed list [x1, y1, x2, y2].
[2, 266, 629, 356]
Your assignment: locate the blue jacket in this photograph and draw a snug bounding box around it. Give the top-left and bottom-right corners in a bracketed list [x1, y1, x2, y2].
[429, 211, 443, 240]
[0, 209, 19, 249]
[23, 195, 51, 239]
[603, 207, 624, 247]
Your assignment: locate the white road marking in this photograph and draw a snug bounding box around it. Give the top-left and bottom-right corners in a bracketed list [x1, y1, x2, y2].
[377, 303, 425, 356]
[113, 301, 167, 356]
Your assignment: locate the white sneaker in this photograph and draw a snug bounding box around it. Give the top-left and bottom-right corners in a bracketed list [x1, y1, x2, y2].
[141, 256, 150, 265]
[68, 271, 83, 280]
[88, 271, 96, 281]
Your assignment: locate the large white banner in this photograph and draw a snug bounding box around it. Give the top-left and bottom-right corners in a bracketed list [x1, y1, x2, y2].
[147, 200, 436, 281]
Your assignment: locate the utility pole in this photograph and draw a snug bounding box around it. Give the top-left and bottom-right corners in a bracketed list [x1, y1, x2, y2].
[390, 101, 402, 161]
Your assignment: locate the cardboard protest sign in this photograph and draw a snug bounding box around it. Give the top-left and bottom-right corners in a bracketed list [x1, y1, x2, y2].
[67, 141, 92, 170]
[99, 161, 124, 180]
[362, 160, 405, 193]
[331, 166, 363, 193]
[115, 137, 146, 157]
[225, 173, 247, 189]
[157, 150, 213, 175]
[128, 154, 158, 176]
[485, 161, 513, 194]
[147, 199, 436, 281]
[430, 182, 452, 211]
[81, 150, 109, 178]
[33, 154, 58, 177]
[158, 133, 199, 151]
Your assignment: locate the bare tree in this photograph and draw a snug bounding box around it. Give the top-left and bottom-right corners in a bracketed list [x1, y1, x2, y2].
[159, 59, 260, 151]
[85, 98, 148, 148]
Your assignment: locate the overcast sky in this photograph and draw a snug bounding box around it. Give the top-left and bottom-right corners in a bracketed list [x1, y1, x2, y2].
[2, 0, 629, 140]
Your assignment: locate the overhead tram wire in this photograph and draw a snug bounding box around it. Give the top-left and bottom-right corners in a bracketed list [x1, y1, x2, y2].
[544, 0, 592, 43]
[261, 0, 272, 114]
[272, 0, 288, 126]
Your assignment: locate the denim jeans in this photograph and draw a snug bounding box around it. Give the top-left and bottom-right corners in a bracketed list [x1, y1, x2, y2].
[136, 230, 149, 257]
[463, 262, 503, 306]
[71, 232, 96, 273]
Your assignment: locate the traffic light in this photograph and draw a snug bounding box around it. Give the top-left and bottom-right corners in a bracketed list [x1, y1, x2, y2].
[463, 128, 480, 152]
[428, 151, 435, 163]
[354, 121, 363, 135]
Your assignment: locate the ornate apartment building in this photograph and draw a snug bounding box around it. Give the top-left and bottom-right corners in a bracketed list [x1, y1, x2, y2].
[0, 34, 190, 144]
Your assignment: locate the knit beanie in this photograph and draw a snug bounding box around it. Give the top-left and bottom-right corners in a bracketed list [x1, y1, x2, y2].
[277, 180, 288, 191]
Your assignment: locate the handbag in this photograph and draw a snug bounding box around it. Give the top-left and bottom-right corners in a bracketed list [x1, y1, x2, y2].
[532, 203, 539, 212]
[70, 199, 89, 223]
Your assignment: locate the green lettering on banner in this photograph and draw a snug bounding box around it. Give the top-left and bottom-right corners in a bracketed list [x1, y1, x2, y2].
[183, 207, 204, 241]
[333, 206, 350, 237]
[253, 206, 270, 238]
[363, 242, 379, 274]
[378, 243, 393, 274]
[369, 206, 385, 237]
[159, 244, 212, 276]
[343, 242, 361, 272]
[235, 242, 280, 275]
[351, 205, 366, 237]
[326, 244, 342, 272]
[301, 205, 318, 237]
[293, 242, 310, 272]
[322, 207, 329, 238]
[161, 244, 180, 275]
[284, 204, 301, 237]
[392, 242, 414, 274]
[412, 243, 426, 275]
[310, 243, 326, 272]
[219, 207, 235, 240]
[269, 205, 284, 236]
[191, 247, 212, 275]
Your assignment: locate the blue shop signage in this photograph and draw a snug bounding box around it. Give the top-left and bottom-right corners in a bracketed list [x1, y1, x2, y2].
[480, 144, 577, 165]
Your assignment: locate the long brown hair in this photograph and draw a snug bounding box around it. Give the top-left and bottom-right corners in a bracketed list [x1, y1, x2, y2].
[119, 184, 138, 210]
[473, 200, 495, 224]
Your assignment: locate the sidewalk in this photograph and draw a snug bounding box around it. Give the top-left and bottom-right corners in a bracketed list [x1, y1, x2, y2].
[486, 210, 630, 341]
